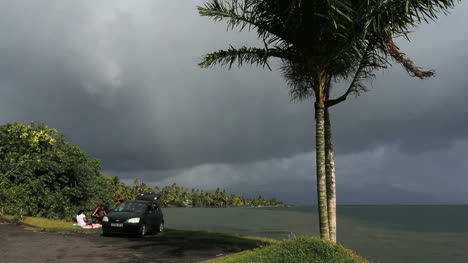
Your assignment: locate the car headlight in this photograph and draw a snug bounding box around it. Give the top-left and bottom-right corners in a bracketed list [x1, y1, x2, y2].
[102, 216, 109, 222]
[127, 218, 140, 223]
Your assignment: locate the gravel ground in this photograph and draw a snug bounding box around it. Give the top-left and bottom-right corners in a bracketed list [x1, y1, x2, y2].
[0, 223, 228, 263]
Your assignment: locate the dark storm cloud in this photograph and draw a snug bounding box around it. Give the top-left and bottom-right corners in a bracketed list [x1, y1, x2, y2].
[0, 0, 466, 181]
[0, 0, 316, 172]
[330, 50, 468, 156]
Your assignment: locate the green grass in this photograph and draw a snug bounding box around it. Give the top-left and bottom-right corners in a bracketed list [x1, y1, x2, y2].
[202, 236, 370, 263]
[1, 215, 101, 234]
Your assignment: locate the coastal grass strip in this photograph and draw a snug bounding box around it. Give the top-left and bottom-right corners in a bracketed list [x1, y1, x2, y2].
[1, 215, 101, 234]
[202, 236, 370, 263]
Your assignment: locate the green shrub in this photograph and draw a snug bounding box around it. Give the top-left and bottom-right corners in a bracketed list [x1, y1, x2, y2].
[0, 122, 115, 220]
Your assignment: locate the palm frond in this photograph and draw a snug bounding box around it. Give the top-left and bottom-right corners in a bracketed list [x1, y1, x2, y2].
[198, 0, 459, 105]
[360, 0, 458, 38]
[325, 42, 389, 107]
[347, 42, 389, 95]
[199, 46, 295, 70]
[281, 61, 318, 102]
[383, 37, 434, 79]
[355, 0, 456, 79]
[197, 0, 288, 47]
[197, 0, 257, 30]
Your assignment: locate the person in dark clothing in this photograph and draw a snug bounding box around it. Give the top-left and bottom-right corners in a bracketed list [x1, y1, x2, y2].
[91, 205, 108, 223]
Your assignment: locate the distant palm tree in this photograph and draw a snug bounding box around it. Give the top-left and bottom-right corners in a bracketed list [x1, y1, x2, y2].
[198, 0, 457, 242]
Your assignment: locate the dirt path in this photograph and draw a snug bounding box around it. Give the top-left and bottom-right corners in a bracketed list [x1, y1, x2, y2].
[0, 223, 228, 263]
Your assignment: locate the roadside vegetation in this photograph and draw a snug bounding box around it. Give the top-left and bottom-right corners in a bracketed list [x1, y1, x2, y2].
[0, 122, 283, 222]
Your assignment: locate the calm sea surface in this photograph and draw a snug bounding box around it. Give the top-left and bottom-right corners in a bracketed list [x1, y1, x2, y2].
[164, 205, 468, 263]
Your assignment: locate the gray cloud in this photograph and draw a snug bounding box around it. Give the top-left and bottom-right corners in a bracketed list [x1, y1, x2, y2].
[0, 1, 466, 203]
[116, 139, 468, 204]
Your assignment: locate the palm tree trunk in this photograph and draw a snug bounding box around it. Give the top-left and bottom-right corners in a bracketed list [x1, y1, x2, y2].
[315, 102, 329, 240]
[325, 107, 337, 243]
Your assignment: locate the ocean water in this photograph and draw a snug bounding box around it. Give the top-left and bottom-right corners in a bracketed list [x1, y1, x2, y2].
[164, 206, 468, 263]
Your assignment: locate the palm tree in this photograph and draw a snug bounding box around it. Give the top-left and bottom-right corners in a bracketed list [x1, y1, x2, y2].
[197, 0, 457, 242]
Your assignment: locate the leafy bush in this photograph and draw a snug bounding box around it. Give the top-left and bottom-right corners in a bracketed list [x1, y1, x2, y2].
[0, 123, 115, 220]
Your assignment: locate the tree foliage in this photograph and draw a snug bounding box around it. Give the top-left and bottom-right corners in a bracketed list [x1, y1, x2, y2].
[0, 123, 114, 219]
[0, 122, 56, 186]
[198, 0, 458, 102]
[0, 123, 283, 220]
[124, 181, 283, 208]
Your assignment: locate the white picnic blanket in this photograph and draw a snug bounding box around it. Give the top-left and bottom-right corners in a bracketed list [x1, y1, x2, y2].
[73, 223, 102, 228]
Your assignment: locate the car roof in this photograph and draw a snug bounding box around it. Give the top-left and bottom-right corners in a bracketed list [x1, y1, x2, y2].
[124, 200, 158, 204]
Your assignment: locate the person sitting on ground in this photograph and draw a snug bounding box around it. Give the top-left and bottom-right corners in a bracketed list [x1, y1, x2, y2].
[76, 210, 90, 227]
[91, 205, 108, 223]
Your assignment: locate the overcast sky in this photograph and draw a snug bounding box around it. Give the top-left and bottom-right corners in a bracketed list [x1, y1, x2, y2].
[1, 1, 467, 204]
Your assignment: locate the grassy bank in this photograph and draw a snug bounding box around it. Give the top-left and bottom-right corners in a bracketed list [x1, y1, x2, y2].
[1, 215, 102, 234]
[202, 236, 370, 263]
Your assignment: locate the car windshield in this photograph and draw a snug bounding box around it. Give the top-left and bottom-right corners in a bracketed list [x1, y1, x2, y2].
[114, 201, 148, 212]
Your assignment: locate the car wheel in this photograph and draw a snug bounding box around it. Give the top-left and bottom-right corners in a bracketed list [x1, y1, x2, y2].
[157, 221, 164, 233]
[102, 231, 110, 237]
[138, 224, 147, 237]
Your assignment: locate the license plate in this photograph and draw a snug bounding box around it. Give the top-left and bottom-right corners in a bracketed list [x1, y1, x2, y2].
[111, 223, 123, 227]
